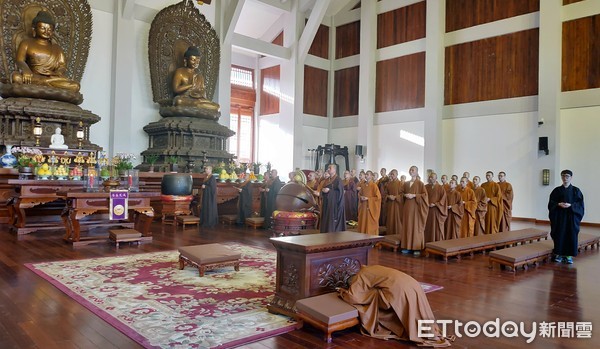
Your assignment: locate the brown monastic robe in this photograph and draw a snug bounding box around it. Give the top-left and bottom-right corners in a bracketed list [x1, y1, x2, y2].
[445, 189, 463, 240]
[424, 182, 448, 243]
[473, 186, 488, 236]
[442, 183, 451, 193]
[459, 187, 477, 238]
[400, 179, 429, 251]
[482, 181, 503, 234]
[377, 176, 389, 226]
[498, 181, 513, 232]
[339, 265, 450, 346]
[385, 179, 403, 236]
[357, 181, 382, 235]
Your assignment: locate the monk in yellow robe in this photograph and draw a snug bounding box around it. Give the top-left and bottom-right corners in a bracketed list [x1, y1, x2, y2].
[385, 169, 403, 236]
[459, 177, 477, 238]
[400, 166, 429, 255]
[472, 176, 488, 236]
[357, 171, 381, 235]
[424, 173, 447, 243]
[445, 179, 463, 240]
[498, 171, 514, 232]
[481, 171, 503, 234]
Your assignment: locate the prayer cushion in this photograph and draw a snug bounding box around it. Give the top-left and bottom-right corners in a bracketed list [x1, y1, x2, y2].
[178, 244, 241, 265]
[109, 229, 142, 240]
[295, 292, 358, 325]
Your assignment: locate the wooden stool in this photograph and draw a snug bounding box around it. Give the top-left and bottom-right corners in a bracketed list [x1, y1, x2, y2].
[109, 229, 142, 248]
[245, 217, 264, 229]
[178, 244, 241, 277]
[295, 292, 359, 343]
[175, 215, 200, 229]
[377, 234, 401, 252]
[220, 214, 238, 225]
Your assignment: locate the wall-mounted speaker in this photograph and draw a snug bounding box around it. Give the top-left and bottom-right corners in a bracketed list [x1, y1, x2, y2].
[355, 145, 364, 157]
[538, 137, 549, 155]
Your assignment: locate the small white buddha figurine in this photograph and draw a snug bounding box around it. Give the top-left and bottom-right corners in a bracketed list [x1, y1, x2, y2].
[49, 127, 68, 149]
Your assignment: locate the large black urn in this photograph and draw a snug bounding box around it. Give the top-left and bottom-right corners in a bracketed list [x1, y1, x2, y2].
[161, 173, 193, 196]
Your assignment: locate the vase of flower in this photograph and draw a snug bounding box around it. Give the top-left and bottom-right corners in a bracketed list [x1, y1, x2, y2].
[1, 145, 17, 168]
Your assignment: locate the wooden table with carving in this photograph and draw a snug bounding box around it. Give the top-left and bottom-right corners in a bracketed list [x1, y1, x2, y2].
[58, 191, 159, 247]
[2, 179, 85, 235]
[268, 231, 382, 317]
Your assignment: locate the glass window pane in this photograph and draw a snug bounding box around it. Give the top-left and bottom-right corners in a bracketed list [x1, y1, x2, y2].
[229, 113, 238, 157]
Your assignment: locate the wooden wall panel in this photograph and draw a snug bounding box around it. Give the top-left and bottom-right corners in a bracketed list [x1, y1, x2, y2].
[446, 0, 539, 32]
[562, 14, 600, 91]
[303, 66, 328, 117]
[377, 1, 426, 49]
[308, 24, 329, 59]
[333, 66, 359, 117]
[444, 29, 539, 105]
[272, 31, 283, 46]
[563, 0, 584, 5]
[260, 65, 280, 115]
[376, 52, 425, 112]
[336, 21, 360, 59]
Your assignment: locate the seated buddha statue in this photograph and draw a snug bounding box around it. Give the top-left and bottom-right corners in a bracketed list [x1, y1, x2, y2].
[49, 127, 68, 149]
[10, 11, 80, 93]
[171, 46, 219, 112]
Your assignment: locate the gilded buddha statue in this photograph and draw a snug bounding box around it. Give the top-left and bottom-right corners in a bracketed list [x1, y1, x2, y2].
[10, 11, 80, 93]
[172, 46, 219, 112]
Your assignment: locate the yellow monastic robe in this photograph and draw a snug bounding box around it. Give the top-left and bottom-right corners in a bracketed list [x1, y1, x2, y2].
[459, 187, 477, 238]
[424, 183, 448, 243]
[445, 189, 463, 240]
[473, 186, 488, 236]
[400, 179, 429, 250]
[357, 181, 381, 235]
[498, 181, 513, 232]
[482, 181, 503, 234]
[385, 179, 404, 235]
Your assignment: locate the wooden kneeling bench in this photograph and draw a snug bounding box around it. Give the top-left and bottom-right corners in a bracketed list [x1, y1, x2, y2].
[245, 217, 264, 229]
[178, 244, 241, 277]
[377, 234, 401, 252]
[109, 229, 143, 248]
[175, 215, 200, 229]
[295, 292, 359, 343]
[220, 214, 238, 225]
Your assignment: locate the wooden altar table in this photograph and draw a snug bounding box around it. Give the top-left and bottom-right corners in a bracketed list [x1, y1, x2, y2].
[268, 231, 382, 317]
[58, 191, 159, 247]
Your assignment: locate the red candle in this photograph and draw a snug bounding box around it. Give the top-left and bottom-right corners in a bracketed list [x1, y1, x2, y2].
[89, 174, 94, 188]
[128, 175, 133, 187]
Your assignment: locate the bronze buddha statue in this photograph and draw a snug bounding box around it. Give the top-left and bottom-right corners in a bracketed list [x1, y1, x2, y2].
[172, 46, 219, 112]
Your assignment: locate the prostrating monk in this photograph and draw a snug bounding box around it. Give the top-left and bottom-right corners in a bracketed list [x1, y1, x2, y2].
[357, 171, 381, 235]
[400, 166, 429, 255]
[424, 173, 447, 243]
[235, 177, 253, 225]
[445, 179, 463, 240]
[377, 168, 389, 226]
[441, 174, 450, 193]
[172, 46, 220, 111]
[385, 169, 403, 236]
[498, 171, 514, 232]
[472, 176, 488, 236]
[548, 169, 585, 264]
[338, 265, 452, 347]
[263, 169, 283, 229]
[200, 166, 218, 228]
[459, 177, 477, 238]
[11, 11, 80, 92]
[481, 171, 503, 234]
[343, 170, 358, 222]
[320, 164, 345, 233]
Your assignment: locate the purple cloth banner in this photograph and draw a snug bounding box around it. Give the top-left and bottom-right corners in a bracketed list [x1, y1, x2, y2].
[109, 190, 129, 220]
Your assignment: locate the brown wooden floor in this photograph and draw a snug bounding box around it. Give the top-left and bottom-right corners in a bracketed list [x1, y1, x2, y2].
[0, 220, 598, 349]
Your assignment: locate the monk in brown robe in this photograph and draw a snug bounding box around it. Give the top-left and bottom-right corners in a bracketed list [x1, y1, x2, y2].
[400, 166, 429, 255]
[441, 174, 450, 193]
[338, 265, 452, 347]
[445, 179, 463, 240]
[424, 173, 448, 243]
[462, 171, 474, 190]
[385, 169, 403, 236]
[472, 176, 488, 236]
[498, 171, 513, 232]
[459, 177, 477, 238]
[377, 168, 389, 226]
[343, 170, 358, 222]
[357, 171, 381, 235]
[481, 171, 503, 234]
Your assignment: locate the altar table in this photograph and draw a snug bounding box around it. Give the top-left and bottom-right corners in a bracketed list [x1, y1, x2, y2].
[268, 231, 382, 317]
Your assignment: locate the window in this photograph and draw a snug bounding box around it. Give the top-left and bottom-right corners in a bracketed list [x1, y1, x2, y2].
[230, 65, 256, 163]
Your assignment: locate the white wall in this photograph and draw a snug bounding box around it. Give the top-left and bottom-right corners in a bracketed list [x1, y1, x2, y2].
[301, 125, 328, 170]
[442, 112, 539, 220]
[373, 121, 424, 178]
[559, 106, 600, 223]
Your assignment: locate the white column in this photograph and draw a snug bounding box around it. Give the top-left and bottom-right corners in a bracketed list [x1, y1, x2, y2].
[424, 0, 445, 174]
[356, 0, 376, 170]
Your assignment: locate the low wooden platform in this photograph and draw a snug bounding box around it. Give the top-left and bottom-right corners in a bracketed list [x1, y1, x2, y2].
[424, 228, 549, 261]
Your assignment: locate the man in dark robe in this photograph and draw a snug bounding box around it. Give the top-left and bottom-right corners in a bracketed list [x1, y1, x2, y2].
[235, 177, 253, 225]
[548, 169, 584, 264]
[343, 170, 358, 222]
[377, 168, 389, 226]
[320, 164, 345, 233]
[200, 166, 218, 227]
[259, 171, 271, 218]
[264, 169, 283, 229]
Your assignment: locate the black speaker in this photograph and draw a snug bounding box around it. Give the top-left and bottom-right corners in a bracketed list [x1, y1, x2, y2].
[355, 145, 363, 157]
[538, 137, 549, 155]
